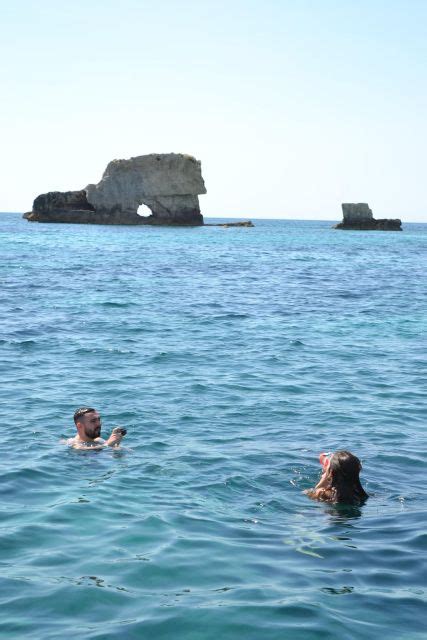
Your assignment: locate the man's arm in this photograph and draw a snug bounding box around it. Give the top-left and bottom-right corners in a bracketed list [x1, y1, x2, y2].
[66, 429, 125, 449]
[104, 430, 124, 447]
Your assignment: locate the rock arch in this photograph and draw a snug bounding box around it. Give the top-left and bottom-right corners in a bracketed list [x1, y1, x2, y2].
[85, 154, 205, 225]
[25, 153, 206, 226]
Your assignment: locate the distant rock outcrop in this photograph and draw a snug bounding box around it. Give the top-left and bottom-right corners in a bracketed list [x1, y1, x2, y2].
[335, 203, 402, 230]
[24, 153, 206, 225]
[205, 220, 254, 228]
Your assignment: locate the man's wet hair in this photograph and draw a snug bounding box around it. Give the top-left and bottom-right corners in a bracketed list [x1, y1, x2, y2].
[74, 407, 96, 425]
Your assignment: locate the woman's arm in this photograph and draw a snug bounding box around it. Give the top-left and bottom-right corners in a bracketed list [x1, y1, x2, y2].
[314, 470, 331, 490]
[304, 469, 332, 501]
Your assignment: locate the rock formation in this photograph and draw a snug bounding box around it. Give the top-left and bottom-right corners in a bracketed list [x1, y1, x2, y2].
[24, 190, 95, 223]
[335, 203, 402, 230]
[205, 220, 255, 227]
[24, 153, 206, 225]
[218, 221, 254, 228]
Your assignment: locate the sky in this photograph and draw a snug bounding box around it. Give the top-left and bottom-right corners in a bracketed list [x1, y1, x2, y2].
[1, 0, 426, 221]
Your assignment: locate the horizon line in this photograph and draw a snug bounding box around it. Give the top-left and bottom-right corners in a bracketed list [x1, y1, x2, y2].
[1, 211, 426, 224]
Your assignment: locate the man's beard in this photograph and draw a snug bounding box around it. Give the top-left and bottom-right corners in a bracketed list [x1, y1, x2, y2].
[85, 427, 101, 439]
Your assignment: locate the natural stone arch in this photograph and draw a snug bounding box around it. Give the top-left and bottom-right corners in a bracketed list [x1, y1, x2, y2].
[24, 153, 206, 226]
[85, 153, 206, 225]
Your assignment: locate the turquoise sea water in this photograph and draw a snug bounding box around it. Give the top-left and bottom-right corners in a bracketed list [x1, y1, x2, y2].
[0, 213, 426, 639]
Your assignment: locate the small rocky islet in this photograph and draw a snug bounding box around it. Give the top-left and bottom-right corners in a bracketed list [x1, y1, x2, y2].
[335, 203, 401, 231]
[24, 153, 400, 230]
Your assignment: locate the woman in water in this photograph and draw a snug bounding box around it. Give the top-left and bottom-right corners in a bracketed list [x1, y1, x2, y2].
[306, 450, 368, 504]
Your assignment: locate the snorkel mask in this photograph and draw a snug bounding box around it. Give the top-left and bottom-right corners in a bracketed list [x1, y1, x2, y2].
[319, 452, 332, 471]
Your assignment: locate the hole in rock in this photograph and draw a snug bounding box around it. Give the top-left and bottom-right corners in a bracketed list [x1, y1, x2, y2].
[137, 204, 152, 217]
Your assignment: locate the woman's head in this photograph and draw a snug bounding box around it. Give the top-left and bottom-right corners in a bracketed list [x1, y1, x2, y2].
[326, 450, 368, 504]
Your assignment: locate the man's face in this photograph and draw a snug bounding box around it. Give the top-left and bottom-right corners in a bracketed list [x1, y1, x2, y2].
[79, 411, 102, 439]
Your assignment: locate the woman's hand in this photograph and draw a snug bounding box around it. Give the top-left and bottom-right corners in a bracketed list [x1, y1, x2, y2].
[314, 469, 331, 490]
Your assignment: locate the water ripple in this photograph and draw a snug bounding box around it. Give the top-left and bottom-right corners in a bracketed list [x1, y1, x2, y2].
[0, 216, 426, 639]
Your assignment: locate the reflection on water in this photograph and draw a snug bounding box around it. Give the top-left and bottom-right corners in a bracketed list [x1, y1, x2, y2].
[320, 586, 354, 595]
[323, 501, 365, 523]
[283, 501, 367, 558]
[87, 469, 117, 486]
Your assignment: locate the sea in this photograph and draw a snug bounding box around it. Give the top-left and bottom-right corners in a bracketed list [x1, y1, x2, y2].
[0, 213, 426, 639]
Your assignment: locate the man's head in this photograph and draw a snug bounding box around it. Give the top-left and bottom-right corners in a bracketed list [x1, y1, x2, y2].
[73, 407, 101, 440]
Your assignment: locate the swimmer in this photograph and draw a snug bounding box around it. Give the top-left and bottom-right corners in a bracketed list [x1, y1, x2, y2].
[67, 407, 127, 450]
[305, 450, 368, 504]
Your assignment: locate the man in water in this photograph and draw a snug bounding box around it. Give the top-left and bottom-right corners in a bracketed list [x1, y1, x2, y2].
[67, 407, 126, 450]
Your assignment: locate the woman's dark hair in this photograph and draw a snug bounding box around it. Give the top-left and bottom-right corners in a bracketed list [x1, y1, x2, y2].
[327, 450, 368, 504]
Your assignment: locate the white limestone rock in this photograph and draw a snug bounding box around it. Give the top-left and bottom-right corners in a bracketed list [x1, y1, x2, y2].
[85, 153, 206, 224]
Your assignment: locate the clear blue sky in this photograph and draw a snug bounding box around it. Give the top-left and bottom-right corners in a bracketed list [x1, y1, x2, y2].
[2, 0, 426, 221]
